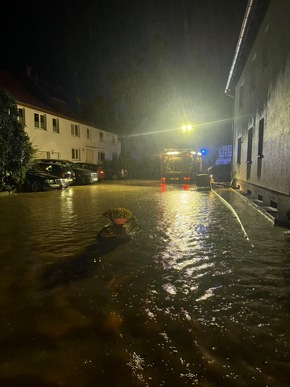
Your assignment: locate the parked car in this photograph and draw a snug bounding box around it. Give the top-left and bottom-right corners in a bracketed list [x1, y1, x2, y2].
[208, 164, 231, 183]
[102, 165, 129, 180]
[36, 159, 99, 185]
[74, 162, 106, 181]
[35, 161, 76, 186]
[22, 167, 67, 192]
[37, 158, 71, 165]
[70, 166, 98, 185]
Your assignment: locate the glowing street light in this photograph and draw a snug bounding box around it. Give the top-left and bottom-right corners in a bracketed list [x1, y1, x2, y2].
[182, 124, 192, 132]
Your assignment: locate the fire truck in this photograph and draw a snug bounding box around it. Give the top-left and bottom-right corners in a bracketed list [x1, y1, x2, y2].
[159, 149, 203, 183]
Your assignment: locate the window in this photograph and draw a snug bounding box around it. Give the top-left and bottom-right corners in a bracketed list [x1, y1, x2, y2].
[40, 115, 46, 129]
[247, 128, 253, 163]
[257, 118, 264, 179]
[99, 132, 104, 142]
[52, 117, 60, 133]
[71, 123, 80, 137]
[246, 128, 253, 180]
[98, 151, 105, 162]
[237, 137, 242, 164]
[112, 135, 117, 145]
[72, 148, 80, 160]
[34, 113, 47, 130]
[86, 128, 91, 139]
[257, 118, 264, 157]
[17, 108, 25, 125]
[34, 113, 39, 128]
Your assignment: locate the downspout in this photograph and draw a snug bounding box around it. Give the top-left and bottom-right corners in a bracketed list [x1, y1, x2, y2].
[225, 0, 254, 188]
[225, 0, 254, 97]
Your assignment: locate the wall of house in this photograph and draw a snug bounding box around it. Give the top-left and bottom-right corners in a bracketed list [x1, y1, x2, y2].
[232, 0, 290, 214]
[19, 104, 121, 163]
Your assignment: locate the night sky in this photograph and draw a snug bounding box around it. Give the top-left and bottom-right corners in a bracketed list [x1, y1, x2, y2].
[1, 0, 247, 150]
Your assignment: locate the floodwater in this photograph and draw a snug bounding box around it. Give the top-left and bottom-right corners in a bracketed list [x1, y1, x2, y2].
[0, 181, 290, 387]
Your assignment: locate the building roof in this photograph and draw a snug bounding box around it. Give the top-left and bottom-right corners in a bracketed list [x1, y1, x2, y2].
[225, 0, 270, 96]
[0, 68, 53, 111]
[0, 67, 78, 119]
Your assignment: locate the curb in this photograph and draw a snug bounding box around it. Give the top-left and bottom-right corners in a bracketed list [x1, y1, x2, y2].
[231, 188, 290, 228]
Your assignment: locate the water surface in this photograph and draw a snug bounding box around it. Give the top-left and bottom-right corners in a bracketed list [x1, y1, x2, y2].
[0, 183, 289, 386]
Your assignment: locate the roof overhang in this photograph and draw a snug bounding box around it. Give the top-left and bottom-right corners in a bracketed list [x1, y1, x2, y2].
[225, 0, 271, 97]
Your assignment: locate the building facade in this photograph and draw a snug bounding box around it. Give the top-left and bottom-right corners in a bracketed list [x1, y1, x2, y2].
[225, 0, 290, 217]
[0, 68, 121, 164]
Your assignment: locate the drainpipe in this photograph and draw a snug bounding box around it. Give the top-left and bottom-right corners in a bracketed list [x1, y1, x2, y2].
[225, 0, 254, 97]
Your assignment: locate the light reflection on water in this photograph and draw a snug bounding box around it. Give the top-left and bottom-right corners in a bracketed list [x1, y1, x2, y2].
[0, 183, 290, 386]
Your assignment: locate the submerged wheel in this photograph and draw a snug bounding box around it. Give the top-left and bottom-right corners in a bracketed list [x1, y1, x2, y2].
[31, 180, 43, 192]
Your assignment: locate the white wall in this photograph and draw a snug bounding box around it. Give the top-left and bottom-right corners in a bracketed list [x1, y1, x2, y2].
[19, 104, 121, 163]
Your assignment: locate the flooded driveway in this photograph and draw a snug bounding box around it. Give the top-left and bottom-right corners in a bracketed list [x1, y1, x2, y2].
[0, 181, 290, 386]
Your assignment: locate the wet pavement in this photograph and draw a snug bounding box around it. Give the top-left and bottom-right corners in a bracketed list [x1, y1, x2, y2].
[0, 181, 290, 386]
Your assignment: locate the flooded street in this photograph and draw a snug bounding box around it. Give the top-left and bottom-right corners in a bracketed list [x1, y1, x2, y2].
[0, 181, 290, 387]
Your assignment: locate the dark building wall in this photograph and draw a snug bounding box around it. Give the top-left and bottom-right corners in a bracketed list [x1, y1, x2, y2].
[232, 0, 290, 214]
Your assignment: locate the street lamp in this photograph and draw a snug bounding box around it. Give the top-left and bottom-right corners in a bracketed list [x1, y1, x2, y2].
[182, 124, 192, 133]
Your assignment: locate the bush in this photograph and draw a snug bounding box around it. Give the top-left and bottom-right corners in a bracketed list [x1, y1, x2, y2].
[0, 89, 34, 191]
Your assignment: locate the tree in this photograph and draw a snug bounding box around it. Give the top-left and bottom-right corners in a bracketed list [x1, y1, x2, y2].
[0, 89, 34, 191]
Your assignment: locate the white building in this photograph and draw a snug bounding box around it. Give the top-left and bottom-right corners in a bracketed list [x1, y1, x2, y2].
[0, 68, 121, 163]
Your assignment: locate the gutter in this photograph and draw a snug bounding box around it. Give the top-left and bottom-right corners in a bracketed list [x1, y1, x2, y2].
[225, 0, 254, 97]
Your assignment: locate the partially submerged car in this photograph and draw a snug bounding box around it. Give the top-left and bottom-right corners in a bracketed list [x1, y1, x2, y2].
[35, 161, 76, 187]
[102, 165, 129, 180]
[71, 166, 98, 185]
[36, 159, 98, 185]
[22, 168, 67, 192]
[74, 162, 106, 181]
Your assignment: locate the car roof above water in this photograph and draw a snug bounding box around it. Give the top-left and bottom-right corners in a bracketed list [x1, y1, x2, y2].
[36, 159, 73, 166]
[36, 162, 74, 172]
